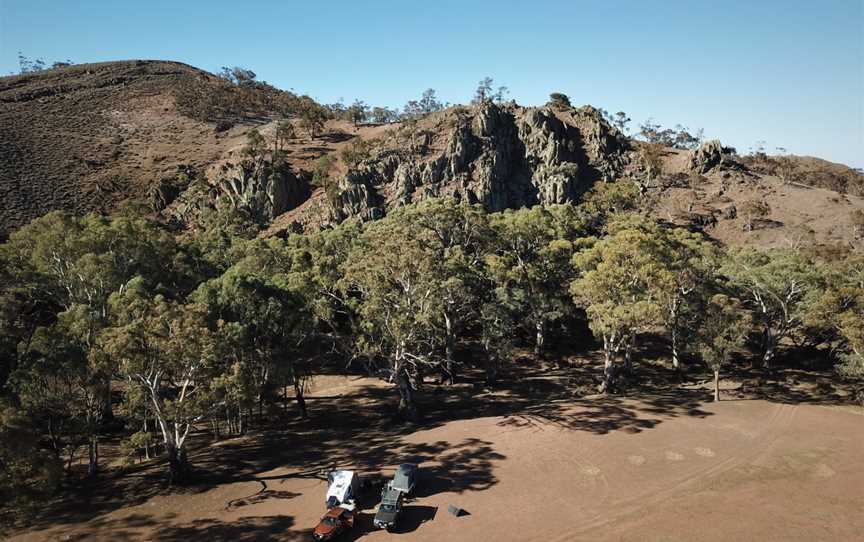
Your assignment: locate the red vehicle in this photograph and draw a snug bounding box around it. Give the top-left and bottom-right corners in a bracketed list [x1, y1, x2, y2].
[313, 506, 356, 541]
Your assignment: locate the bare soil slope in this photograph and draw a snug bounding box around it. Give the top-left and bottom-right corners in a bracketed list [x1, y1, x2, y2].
[654, 148, 864, 248]
[0, 61, 396, 238]
[0, 61, 227, 237]
[7, 371, 862, 542]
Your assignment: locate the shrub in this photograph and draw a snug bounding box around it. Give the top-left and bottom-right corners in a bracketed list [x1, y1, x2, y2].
[312, 155, 336, 187]
[340, 139, 372, 167]
[548, 92, 571, 109]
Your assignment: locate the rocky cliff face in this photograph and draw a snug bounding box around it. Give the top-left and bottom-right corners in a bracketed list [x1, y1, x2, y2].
[329, 102, 630, 222]
[164, 158, 309, 227]
[216, 159, 308, 224]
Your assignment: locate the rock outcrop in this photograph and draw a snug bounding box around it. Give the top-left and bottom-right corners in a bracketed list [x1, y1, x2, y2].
[164, 158, 308, 227]
[150, 178, 184, 213]
[215, 159, 308, 225]
[149, 166, 198, 212]
[329, 102, 629, 222]
[689, 140, 734, 174]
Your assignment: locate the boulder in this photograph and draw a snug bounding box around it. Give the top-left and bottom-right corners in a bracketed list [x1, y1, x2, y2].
[689, 140, 731, 174]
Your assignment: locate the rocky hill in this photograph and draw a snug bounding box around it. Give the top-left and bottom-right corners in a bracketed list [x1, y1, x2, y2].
[0, 60, 327, 239]
[2, 60, 863, 248]
[1, 61, 217, 237]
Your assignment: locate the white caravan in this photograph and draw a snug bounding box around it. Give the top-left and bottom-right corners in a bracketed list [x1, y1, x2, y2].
[326, 470, 360, 509]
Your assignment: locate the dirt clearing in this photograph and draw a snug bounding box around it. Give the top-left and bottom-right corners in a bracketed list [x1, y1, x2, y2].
[7, 374, 863, 542]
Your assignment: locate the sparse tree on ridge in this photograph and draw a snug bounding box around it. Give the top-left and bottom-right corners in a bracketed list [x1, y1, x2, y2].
[739, 199, 771, 232]
[219, 66, 257, 86]
[548, 92, 572, 109]
[299, 105, 328, 138]
[243, 129, 267, 163]
[612, 111, 631, 133]
[17, 52, 45, 74]
[403, 88, 444, 118]
[851, 210, 864, 241]
[474, 77, 494, 104]
[347, 99, 369, 128]
[639, 143, 665, 189]
[371, 106, 399, 124]
[340, 138, 371, 167]
[274, 120, 295, 156]
[473, 77, 508, 104]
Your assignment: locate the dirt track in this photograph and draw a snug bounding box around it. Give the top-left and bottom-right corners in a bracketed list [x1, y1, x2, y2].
[10, 371, 864, 542]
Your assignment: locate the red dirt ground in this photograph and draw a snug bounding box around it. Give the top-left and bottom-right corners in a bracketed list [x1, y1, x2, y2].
[7, 370, 863, 542]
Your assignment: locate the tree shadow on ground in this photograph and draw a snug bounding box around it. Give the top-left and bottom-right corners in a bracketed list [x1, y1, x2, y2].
[59, 512, 164, 542]
[154, 515, 301, 542]
[14, 337, 858, 538]
[722, 364, 860, 405]
[317, 131, 354, 144]
[226, 482, 301, 510]
[390, 505, 437, 534]
[50, 512, 303, 542]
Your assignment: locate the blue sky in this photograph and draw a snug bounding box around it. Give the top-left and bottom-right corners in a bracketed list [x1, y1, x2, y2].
[1, 0, 862, 166]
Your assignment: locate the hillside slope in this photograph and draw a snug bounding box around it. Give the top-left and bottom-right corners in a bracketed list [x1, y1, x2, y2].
[2, 60, 862, 248]
[0, 60, 309, 238]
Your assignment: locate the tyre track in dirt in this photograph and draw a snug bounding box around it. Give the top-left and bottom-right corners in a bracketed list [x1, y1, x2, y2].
[537, 402, 799, 542]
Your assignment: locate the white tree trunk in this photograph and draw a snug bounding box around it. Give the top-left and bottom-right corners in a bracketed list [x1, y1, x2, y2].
[713, 369, 720, 402]
[601, 334, 617, 393]
[443, 312, 456, 385]
[762, 328, 776, 369]
[535, 320, 545, 357]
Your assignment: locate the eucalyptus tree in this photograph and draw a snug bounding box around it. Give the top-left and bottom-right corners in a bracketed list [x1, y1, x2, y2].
[283, 220, 364, 363]
[651, 224, 721, 370]
[342, 212, 446, 420]
[347, 100, 369, 127]
[13, 320, 107, 476]
[723, 248, 823, 369]
[596, 215, 708, 370]
[396, 199, 493, 383]
[487, 206, 578, 357]
[571, 225, 668, 391]
[100, 283, 218, 483]
[576, 179, 641, 235]
[402, 88, 443, 117]
[0, 402, 61, 521]
[4, 212, 178, 336]
[837, 305, 864, 379]
[3, 211, 181, 423]
[0, 245, 57, 393]
[696, 295, 752, 401]
[192, 255, 312, 419]
[809, 251, 864, 377]
[834, 253, 864, 378]
[479, 300, 516, 385]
